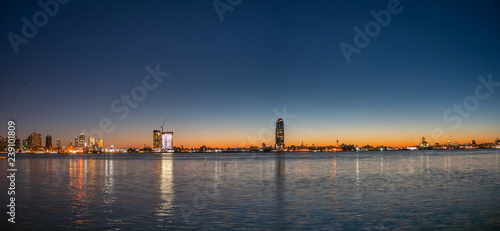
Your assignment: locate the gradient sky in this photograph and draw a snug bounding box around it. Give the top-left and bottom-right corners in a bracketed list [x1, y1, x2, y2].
[1, 0, 499, 148]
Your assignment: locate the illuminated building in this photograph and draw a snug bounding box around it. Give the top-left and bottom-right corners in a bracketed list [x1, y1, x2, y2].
[22, 139, 28, 151]
[31, 132, 42, 151]
[162, 132, 173, 151]
[57, 139, 61, 149]
[153, 130, 162, 150]
[74, 136, 79, 147]
[79, 133, 85, 147]
[0, 136, 5, 152]
[88, 137, 96, 147]
[420, 137, 429, 148]
[46, 134, 52, 149]
[15, 138, 20, 151]
[97, 139, 103, 149]
[88, 136, 96, 151]
[275, 118, 284, 151]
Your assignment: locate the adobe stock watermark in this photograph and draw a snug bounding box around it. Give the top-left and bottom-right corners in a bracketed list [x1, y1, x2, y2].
[7, 121, 17, 224]
[7, 0, 70, 54]
[339, 0, 404, 64]
[213, 0, 243, 22]
[426, 73, 499, 144]
[82, 64, 169, 140]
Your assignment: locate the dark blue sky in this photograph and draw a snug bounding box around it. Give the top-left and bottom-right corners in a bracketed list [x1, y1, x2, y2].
[1, 0, 499, 147]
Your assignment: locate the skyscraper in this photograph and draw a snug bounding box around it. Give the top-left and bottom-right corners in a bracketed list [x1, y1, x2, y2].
[88, 137, 96, 147]
[22, 139, 28, 151]
[97, 139, 103, 149]
[57, 139, 61, 150]
[153, 130, 162, 150]
[79, 133, 85, 148]
[28, 134, 33, 150]
[162, 132, 173, 151]
[88, 136, 96, 151]
[46, 134, 52, 149]
[275, 118, 284, 151]
[31, 132, 42, 151]
[74, 136, 79, 147]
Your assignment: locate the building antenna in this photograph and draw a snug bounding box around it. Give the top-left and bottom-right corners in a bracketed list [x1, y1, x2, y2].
[161, 114, 168, 133]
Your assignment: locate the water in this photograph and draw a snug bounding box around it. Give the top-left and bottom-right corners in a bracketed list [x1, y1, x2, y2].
[1, 150, 500, 230]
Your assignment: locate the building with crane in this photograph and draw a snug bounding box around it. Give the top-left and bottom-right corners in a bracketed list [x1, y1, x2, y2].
[154, 114, 174, 152]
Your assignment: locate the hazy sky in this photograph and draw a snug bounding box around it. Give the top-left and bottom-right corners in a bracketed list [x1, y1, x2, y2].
[1, 0, 499, 148]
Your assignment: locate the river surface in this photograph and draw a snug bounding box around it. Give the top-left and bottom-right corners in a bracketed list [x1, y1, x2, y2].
[1, 150, 500, 230]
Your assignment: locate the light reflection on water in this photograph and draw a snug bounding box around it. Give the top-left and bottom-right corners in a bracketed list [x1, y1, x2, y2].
[1, 150, 499, 230]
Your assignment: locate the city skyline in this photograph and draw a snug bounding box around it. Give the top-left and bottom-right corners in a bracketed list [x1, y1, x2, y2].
[2, 125, 499, 150]
[1, 1, 500, 148]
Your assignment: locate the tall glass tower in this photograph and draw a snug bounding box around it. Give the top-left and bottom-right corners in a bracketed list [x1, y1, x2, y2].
[275, 118, 284, 151]
[153, 130, 162, 150]
[46, 134, 52, 149]
[79, 133, 85, 148]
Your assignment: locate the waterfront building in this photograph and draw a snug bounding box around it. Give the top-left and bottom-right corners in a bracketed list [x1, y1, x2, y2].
[153, 130, 162, 150]
[31, 132, 42, 151]
[0, 136, 5, 152]
[276, 118, 284, 151]
[57, 139, 61, 149]
[162, 132, 173, 150]
[46, 134, 52, 149]
[88, 136, 96, 151]
[79, 133, 86, 148]
[420, 137, 429, 148]
[22, 139, 28, 151]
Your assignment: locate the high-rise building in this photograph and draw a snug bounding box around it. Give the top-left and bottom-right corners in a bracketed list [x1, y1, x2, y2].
[57, 139, 61, 149]
[22, 139, 28, 151]
[46, 135, 52, 149]
[88, 136, 96, 151]
[153, 130, 162, 150]
[0, 136, 5, 152]
[420, 137, 429, 148]
[79, 133, 85, 148]
[162, 132, 173, 150]
[88, 137, 96, 147]
[31, 132, 42, 151]
[275, 118, 284, 151]
[97, 139, 103, 149]
[28, 134, 33, 149]
[15, 138, 20, 151]
[74, 136, 79, 147]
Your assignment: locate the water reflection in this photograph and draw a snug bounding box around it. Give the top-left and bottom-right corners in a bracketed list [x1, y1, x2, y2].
[4, 150, 499, 230]
[155, 156, 173, 218]
[67, 158, 89, 225]
[275, 154, 285, 224]
[103, 157, 115, 206]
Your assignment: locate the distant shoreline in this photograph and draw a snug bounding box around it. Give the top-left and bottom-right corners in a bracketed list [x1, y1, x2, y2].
[1, 148, 499, 156]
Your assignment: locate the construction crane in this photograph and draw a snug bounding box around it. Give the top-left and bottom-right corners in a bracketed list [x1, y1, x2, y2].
[161, 114, 168, 133]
